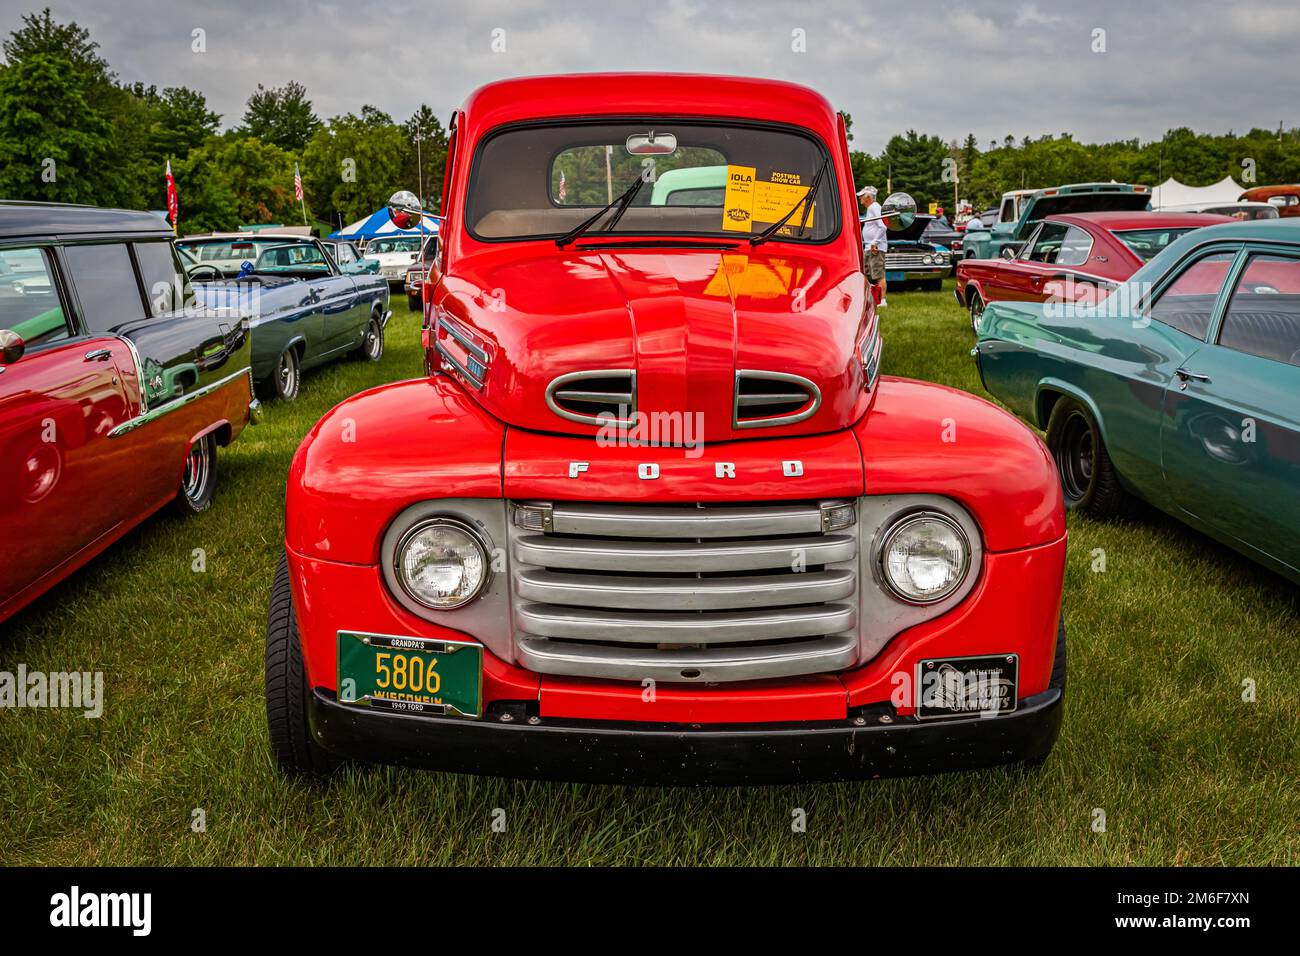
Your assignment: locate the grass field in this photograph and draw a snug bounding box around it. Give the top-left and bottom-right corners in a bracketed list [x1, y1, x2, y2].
[2, 283, 1296, 866]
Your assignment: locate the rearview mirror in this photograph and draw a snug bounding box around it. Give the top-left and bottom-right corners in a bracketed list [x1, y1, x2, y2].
[387, 190, 423, 230]
[881, 192, 917, 232]
[625, 131, 677, 155]
[0, 329, 25, 364]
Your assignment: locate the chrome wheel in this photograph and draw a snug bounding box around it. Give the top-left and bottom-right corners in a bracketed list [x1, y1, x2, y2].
[363, 318, 384, 361]
[173, 434, 217, 515]
[276, 349, 300, 400]
[182, 441, 211, 505]
[969, 294, 985, 334]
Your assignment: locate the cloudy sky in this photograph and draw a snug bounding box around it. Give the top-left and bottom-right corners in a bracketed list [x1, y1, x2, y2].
[8, 0, 1296, 151]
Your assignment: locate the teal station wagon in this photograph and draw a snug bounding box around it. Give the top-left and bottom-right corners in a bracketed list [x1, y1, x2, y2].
[973, 219, 1300, 583]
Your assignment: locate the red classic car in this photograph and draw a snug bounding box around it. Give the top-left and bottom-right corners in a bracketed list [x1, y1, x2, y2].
[1239, 184, 1300, 217]
[0, 204, 258, 625]
[956, 211, 1232, 331]
[265, 74, 1068, 784]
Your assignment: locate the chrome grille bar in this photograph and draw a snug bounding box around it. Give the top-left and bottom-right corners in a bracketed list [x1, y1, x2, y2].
[517, 632, 858, 682]
[515, 568, 854, 610]
[550, 502, 823, 538]
[516, 602, 855, 643]
[512, 533, 855, 573]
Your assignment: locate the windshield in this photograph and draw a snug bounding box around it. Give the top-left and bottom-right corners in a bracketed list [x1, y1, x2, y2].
[176, 237, 324, 276]
[367, 238, 421, 254]
[466, 120, 839, 243]
[254, 242, 333, 276]
[1114, 227, 1202, 261]
[1204, 205, 1279, 221]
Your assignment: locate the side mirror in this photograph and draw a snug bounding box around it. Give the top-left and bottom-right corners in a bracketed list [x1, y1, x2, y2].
[0, 329, 25, 364]
[881, 192, 917, 232]
[387, 190, 423, 230]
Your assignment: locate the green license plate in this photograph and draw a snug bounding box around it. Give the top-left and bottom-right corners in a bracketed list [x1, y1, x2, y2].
[337, 631, 483, 719]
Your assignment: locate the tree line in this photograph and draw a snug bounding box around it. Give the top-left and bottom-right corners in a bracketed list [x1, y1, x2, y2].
[2, 9, 1298, 235]
[0, 9, 448, 235]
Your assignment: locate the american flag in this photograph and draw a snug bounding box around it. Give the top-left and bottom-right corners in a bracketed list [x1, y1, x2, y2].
[558, 170, 566, 202]
[165, 159, 178, 228]
[294, 163, 304, 202]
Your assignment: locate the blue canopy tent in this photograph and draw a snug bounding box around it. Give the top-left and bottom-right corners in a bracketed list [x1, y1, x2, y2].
[328, 208, 441, 242]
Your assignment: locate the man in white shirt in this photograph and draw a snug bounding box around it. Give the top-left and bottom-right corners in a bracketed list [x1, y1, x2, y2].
[858, 185, 888, 307]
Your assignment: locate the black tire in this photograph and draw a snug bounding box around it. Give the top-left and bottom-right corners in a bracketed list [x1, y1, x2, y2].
[1019, 613, 1067, 770]
[968, 290, 985, 334]
[265, 552, 343, 776]
[1044, 397, 1131, 518]
[261, 347, 300, 402]
[171, 433, 217, 515]
[1048, 612, 1067, 693]
[406, 293, 421, 312]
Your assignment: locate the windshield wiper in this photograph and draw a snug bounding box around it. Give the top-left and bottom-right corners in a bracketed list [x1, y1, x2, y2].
[556, 174, 648, 248]
[750, 155, 830, 247]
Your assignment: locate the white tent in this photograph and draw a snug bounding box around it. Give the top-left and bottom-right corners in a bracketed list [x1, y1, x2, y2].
[1151, 176, 1243, 210]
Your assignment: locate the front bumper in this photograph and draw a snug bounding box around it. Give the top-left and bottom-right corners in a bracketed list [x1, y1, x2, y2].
[309, 684, 1063, 785]
[885, 263, 950, 283]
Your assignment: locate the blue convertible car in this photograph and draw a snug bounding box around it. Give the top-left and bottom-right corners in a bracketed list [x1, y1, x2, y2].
[178, 234, 390, 400]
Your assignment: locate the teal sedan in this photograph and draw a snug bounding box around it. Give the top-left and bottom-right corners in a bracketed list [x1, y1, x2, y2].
[973, 220, 1300, 583]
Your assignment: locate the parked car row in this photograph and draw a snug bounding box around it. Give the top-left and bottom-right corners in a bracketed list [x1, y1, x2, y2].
[0, 203, 401, 627]
[5, 74, 1294, 794]
[175, 234, 390, 400]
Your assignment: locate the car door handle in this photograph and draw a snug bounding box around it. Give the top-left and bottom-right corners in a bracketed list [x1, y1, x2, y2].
[1175, 367, 1211, 388]
[84, 348, 113, 362]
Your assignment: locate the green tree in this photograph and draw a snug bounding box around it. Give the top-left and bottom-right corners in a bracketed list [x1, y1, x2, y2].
[240, 80, 320, 153]
[881, 130, 950, 209]
[303, 106, 410, 224]
[0, 9, 116, 204]
[404, 105, 449, 211]
[172, 134, 305, 234]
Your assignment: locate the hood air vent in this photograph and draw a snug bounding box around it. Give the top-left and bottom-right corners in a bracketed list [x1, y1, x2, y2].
[546, 369, 636, 426]
[733, 370, 821, 429]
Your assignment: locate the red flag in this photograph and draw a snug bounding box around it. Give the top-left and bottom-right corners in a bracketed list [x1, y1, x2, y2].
[294, 163, 304, 202]
[165, 160, 178, 227]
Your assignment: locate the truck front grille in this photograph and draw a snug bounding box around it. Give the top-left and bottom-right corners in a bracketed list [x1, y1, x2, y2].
[509, 500, 858, 683]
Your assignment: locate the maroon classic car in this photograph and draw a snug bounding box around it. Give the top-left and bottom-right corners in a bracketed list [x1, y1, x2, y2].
[956, 211, 1232, 331]
[0, 203, 258, 625]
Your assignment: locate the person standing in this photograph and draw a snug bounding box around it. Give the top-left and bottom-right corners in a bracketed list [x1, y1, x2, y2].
[858, 185, 888, 307]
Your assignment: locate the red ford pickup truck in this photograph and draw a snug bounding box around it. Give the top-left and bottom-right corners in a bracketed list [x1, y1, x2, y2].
[265, 74, 1068, 784]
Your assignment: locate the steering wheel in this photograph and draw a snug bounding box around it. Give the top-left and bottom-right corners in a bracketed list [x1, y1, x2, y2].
[186, 263, 223, 283]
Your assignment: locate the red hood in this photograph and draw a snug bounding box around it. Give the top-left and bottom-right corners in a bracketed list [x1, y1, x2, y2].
[435, 245, 873, 443]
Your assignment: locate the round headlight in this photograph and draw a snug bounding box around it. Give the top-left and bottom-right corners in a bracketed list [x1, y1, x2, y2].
[922, 254, 934, 264]
[879, 512, 970, 604]
[394, 518, 490, 609]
